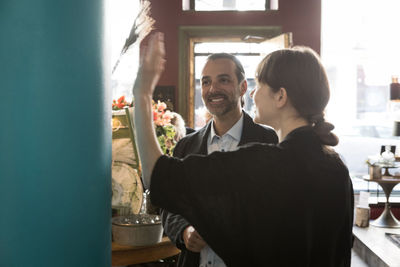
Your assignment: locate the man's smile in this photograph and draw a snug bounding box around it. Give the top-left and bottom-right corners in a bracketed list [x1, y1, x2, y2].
[207, 94, 227, 104]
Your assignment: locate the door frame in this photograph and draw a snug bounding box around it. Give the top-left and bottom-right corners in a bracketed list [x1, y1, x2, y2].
[178, 25, 282, 127]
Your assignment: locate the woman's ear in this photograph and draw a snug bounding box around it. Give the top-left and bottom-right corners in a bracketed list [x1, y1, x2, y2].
[275, 87, 288, 108]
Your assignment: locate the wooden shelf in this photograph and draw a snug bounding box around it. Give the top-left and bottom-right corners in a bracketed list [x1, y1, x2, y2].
[112, 236, 180, 266]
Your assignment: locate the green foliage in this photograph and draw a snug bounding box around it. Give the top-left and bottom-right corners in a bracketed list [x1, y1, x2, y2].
[156, 125, 176, 156]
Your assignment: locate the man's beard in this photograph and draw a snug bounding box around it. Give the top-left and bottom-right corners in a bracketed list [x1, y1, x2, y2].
[204, 92, 239, 117]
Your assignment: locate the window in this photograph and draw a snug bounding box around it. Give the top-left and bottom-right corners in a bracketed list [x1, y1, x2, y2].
[321, 0, 400, 192]
[109, 0, 141, 102]
[183, 0, 278, 11]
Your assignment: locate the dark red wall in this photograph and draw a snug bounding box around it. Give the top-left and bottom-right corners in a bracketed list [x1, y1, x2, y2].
[147, 0, 321, 102]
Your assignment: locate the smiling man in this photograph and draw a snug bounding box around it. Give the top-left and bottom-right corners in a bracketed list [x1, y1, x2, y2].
[161, 53, 278, 267]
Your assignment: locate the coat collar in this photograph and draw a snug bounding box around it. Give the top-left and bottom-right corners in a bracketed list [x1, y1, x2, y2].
[239, 111, 260, 146]
[194, 111, 256, 154]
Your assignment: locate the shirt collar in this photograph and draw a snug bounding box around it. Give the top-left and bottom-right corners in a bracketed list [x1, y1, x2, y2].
[209, 112, 244, 141]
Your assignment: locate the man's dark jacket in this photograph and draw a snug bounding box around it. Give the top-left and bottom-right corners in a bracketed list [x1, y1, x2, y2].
[161, 111, 278, 267]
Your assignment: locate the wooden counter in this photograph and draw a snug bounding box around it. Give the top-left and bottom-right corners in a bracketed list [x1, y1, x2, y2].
[112, 236, 180, 266]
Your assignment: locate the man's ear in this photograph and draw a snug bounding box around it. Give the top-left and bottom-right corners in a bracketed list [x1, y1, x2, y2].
[240, 80, 248, 96]
[275, 87, 288, 108]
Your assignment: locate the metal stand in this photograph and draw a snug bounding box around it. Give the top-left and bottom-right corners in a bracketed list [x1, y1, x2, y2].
[370, 180, 400, 228]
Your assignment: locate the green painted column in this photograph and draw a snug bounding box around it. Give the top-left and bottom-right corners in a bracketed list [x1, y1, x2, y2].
[0, 1, 111, 266]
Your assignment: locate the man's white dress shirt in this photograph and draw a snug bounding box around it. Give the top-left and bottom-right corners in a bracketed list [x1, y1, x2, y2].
[199, 113, 244, 267]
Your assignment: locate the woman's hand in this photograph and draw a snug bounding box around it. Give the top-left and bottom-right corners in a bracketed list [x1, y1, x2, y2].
[133, 32, 166, 97]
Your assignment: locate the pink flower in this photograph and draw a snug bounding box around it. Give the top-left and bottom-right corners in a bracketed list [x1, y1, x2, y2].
[152, 100, 173, 127]
[157, 101, 167, 112]
[162, 110, 172, 125]
[154, 117, 164, 126]
[153, 110, 158, 121]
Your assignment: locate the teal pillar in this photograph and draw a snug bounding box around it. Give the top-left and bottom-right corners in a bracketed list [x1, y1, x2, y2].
[0, 1, 111, 266]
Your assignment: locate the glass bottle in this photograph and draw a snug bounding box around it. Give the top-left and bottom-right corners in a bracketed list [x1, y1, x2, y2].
[139, 191, 148, 214]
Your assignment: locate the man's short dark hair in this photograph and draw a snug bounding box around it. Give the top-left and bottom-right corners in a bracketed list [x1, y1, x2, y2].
[206, 53, 246, 83]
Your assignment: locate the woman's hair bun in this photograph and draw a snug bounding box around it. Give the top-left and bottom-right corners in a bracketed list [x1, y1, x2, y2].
[313, 120, 339, 146]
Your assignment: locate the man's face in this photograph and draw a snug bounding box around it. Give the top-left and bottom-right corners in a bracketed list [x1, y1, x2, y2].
[200, 58, 245, 118]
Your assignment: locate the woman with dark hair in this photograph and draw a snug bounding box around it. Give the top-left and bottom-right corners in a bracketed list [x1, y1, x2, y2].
[133, 33, 353, 267]
[252, 47, 338, 146]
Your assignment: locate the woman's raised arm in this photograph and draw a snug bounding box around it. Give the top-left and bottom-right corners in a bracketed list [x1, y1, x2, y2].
[133, 32, 166, 188]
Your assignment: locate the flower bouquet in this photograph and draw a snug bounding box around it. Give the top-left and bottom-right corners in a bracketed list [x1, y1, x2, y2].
[111, 97, 176, 156]
[112, 96, 133, 110]
[152, 100, 176, 156]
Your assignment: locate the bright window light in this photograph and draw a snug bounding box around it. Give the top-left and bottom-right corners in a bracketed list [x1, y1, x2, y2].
[109, 0, 140, 102]
[195, 0, 266, 11]
[322, 0, 400, 190]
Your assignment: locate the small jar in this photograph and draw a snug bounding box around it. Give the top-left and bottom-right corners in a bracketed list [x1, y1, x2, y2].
[369, 165, 382, 180]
